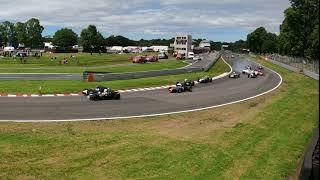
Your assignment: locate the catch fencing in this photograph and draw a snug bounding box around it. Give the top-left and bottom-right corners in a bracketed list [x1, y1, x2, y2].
[265, 54, 319, 74]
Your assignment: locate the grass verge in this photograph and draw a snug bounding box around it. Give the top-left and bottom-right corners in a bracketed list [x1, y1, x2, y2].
[0, 59, 184, 73]
[0, 58, 230, 94]
[0, 56, 318, 179]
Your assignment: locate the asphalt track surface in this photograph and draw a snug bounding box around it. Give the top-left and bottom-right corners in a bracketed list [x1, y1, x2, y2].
[0, 56, 282, 122]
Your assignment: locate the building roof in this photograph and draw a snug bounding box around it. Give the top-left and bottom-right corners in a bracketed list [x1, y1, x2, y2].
[200, 40, 211, 44]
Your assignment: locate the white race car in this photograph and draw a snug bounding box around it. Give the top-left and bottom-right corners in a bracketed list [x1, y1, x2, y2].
[242, 68, 254, 74]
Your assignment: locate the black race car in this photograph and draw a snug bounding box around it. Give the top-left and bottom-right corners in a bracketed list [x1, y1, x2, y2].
[228, 71, 241, 78]
[82, 86, 120, 101]
[183, 79, 195, 86]
[168, 82, 192, 93]
[248, 72, 258, 78]
[197, 76, 213, 83]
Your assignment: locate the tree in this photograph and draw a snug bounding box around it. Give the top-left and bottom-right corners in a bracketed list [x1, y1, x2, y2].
[79, 25, 105, 52]
[25, 18, 44, 48]
[229, 40, 247, 52]
[247, 27, 267, 53]
[105, 35, 135, 47]
[279, 0, 319, 58]
[52, 28, 78, 47]
[0, 21, 17, 47]
[15, 22, 27, 46]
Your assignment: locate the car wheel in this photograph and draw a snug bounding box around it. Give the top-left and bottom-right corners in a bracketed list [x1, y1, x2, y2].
[115, 94, 120, 100]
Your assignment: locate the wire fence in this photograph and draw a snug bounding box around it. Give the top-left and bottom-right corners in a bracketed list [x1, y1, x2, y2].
[264, 54, 319, 74]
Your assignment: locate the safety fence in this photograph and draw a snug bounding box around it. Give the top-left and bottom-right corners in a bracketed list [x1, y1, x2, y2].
[264, 54, 319, 74]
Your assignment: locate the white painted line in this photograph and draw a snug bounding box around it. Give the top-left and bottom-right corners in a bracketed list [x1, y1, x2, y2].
[56, 94, 65, 97]
[42, 94, 55, 97]
[71, 94, 80, 96]
[31, 95, 39, 97]
[1, 56, 283, 123]
[8, 95, 17, 97]
[23, 95, 28, 97]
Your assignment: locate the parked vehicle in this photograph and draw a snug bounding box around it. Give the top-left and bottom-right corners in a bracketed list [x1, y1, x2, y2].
[146, 55, 158, 62]
[158, 52, 168, 59]
[193, 56, 201, 61]
[176, 53, 185, 60]
[132, 55, 147, 63]
[188, 52, 195, 59]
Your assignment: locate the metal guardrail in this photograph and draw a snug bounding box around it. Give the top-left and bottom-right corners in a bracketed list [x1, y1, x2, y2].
[264, 54, 319, 74]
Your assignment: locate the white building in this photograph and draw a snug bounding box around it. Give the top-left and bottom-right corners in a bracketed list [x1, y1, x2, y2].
[171, 35, 193, 55]
[151, 46, 168, 52]
[123, 46, 141, 53]
[110, 46, 123, 52]
[44, 42, 55, 49]
[199, 40, 211, 48]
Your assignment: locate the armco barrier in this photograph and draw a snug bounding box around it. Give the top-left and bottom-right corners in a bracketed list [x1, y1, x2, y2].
[262, 56, 319, 81]
[299, 126, 319, 180]
[83, 52, 221, 82]
[87, 67, 203, 82]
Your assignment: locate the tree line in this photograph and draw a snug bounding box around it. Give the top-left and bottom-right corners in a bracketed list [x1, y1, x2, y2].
[247, 0, 319, 60]
[0, 18, 44, 48]
[1, 0, 318, 59]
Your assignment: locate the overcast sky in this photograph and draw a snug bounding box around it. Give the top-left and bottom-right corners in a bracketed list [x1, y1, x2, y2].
[0, 0, 291, 42]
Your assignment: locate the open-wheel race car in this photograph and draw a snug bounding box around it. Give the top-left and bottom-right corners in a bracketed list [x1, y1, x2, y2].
[248, 72, 258, 78]
[254, 69, 264, 76]
[228, 71, 241, 78]
[197, 76, 213, 83]
[242, 66, 253, 74]
[183, 79, 195, 86]
[82, 86, 121, 101]
[168, 82, 192, 93]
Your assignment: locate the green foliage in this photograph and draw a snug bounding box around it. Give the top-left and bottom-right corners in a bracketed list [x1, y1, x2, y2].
[24, 18, 44, 48]
[15, 22, 27, 46]
[279, 0, 319, 59]
[247, 27, 278, 54]
[79, 25, 105, 52]
[52, 28, 78, 47]
[0, 21, 17, 47]
[105, 35, 136, 47]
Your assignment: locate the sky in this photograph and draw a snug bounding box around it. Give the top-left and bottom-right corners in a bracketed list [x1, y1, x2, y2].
[0, 0, 291, 42]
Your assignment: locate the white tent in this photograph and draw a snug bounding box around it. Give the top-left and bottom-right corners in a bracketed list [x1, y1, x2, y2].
[4, 46, 15, 52]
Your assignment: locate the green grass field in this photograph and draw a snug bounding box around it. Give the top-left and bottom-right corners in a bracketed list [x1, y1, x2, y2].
[0, 56, 318, 179]
[0, 52, 182, 73]
[0, 58, 229, 94]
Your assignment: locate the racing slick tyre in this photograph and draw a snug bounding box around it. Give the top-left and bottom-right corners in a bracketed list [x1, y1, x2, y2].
[114, 94, 121, 100]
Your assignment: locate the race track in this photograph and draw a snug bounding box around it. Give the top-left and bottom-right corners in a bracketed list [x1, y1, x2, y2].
[0, 56, 282, 122]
